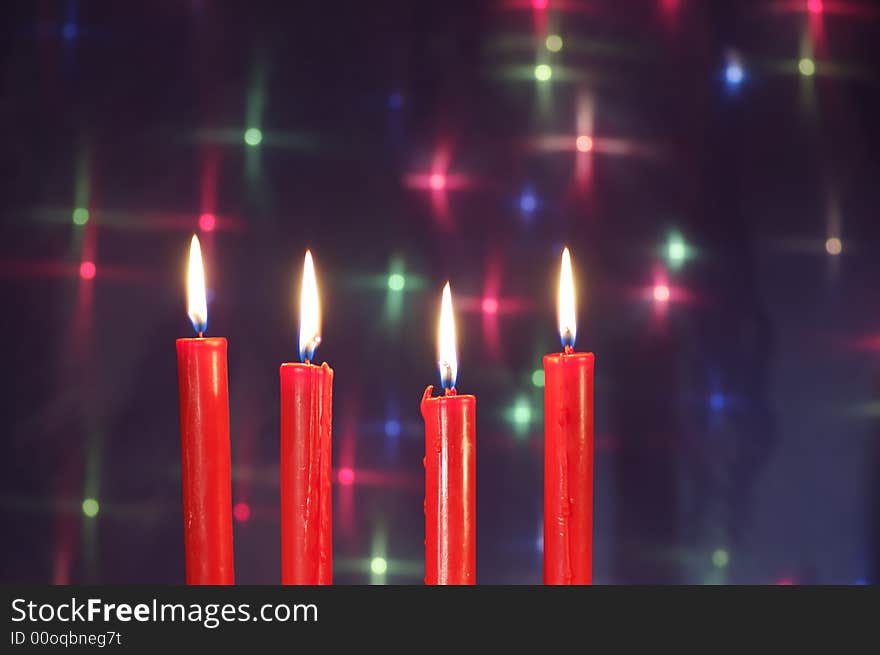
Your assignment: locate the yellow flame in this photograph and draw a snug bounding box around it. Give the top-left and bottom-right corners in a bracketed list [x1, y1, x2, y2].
[299, 250, 321, 361]
[187, 235, 207, 334]
[437, 281, 458, 389]
[558, 247, 576, 347]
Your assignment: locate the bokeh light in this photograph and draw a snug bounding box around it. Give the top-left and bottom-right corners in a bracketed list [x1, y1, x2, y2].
[825, 237, 842, 255]
[387, 273, 406, 291]
[429, 173, 446, 190]
[370, 556, 388, 575]
[519, 190, 537, 213]
[807, 0, 823, 14]
[72, 207, 89, 226]
[667, 233, 688, 268]
[338, 467, 355, 486]
[79, 261, 96, 280]
[233, 501, 251, 523]
[798, 57, 816, 77]
[575, 135, 593, 152]
[545, 34, 563, 52]
[244, 127, 263, 146]
[198, 212, 216, 232]
[653, 284, 670, 303]
[709, 392, 726, 412]
[725, 63, 744, 86]
[531, 369, 545, 388]
[481, 297, 499, 315]
[534, 64, 552, 82]
[712, 548, 730, 568]
[384, 419, 401, 438]
[81, 498, 99, 518]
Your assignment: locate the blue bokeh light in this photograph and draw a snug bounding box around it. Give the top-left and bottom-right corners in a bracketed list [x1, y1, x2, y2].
[725, 63, 744, 86]
[384, 419, 401, 438]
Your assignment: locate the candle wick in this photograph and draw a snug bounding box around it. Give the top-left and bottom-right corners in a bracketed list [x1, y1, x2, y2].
[305, 358, 311, 366]
[198, 330, 204, 338]
[564, 344, 573, 354]
[445, 387, 457, 397]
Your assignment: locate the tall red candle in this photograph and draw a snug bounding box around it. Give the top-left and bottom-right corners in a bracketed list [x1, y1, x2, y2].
[176, 235, 234, 585]
[280, 250, 333, 585]
[421, 282, 476, 585]
[544, 247, 594, 585]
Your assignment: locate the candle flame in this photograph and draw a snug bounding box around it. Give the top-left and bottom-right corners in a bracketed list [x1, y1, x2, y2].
[187, 235, 207, 335]
[558, 247, 576, 349]
[437, 281, 458, 390]
[299, 250, 321, 362]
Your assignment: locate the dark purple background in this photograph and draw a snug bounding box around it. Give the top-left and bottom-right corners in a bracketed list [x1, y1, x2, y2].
[2, 0, 879, 584]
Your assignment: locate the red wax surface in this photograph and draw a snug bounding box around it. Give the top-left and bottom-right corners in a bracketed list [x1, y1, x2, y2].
[176, 337, 235, 585]
[280, 362, 333, 585]
[420, 386, 476, 585]
[543, 351, 594, 585]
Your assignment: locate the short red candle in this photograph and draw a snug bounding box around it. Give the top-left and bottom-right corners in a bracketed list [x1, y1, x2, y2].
[280, 361, 333, 584]
[421, 282, 475, 585]
[421, 386, 476, 585]
[544, 247, 594, 585]
[543, 349, 594, 585]
[176, 235, 234, 585]
[280, 250, 333, 585]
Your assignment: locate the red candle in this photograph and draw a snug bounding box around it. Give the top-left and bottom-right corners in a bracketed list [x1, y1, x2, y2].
[544, 247, 594, 585]
[421, 282, 476, 585]
[176, 235, 234, 585]
[280, 250, 333, 585]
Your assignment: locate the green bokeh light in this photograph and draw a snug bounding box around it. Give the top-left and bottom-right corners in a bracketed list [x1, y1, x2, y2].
[534, 64, 552, 82]
[531, 369, 545, 388]
[545, 34, 563, 52]
[82, 498, 100, 518]
[711, 548, 729, 568]
[72, 207, 89, 226]
[798, 57, 815, 77]
[667, 233, 688, 268]
[370, 556, 388, 575]
[387, 273, 406, 291]
[244, 127, 263, 146]
[509, 397, 533, 438]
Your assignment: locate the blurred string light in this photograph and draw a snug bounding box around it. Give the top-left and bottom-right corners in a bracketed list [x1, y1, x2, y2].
[712, 548, 730, 568]
[709, 392, 726, 412]
[807, 0, 823, 14]
[653, 284, 670, 303]
[531, 369, 545, 388]
[545, 34, 563, 52]
[534, 64, 552, 81]
[666, 231, 689, 269]
[72, 207, 89, 226]
[337, 467, 355, 486]
[387, 273, 405, 291]
[198, 212, 216, 233]
[384, 419, 401, 438]
[508, 396, 534, 438]
[825, 236, 842, 255]
[387, 91, 404, 110]
[79, 261, 96, 281]
[81, 498, 99, 518]
[370, 530, 388, 584]
[519, 188, 538, 214]
[725, 56, 745, 87]
[233, 501, 251, 523]
[725, 63, 744, 85]
[244, 127, 263, 146]
[575, 135, 593, 152]
[798, 57, 816, 76]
